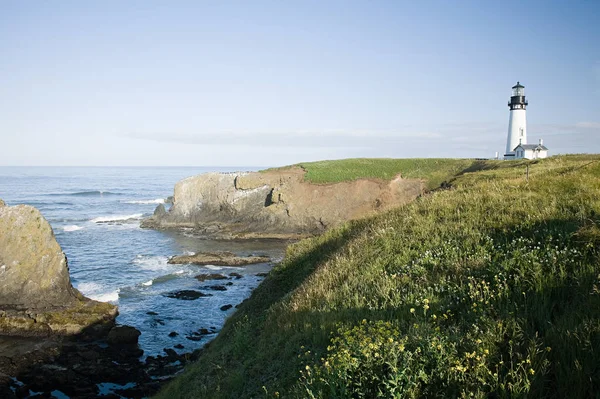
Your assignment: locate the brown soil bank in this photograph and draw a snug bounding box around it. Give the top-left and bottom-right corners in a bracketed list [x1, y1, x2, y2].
[141, 167, 424, 238]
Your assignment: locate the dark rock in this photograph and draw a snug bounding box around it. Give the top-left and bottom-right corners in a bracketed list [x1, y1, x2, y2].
[174, 344, 184, 349]
[207, 285, 227, 291]
[256, 272, 269, 277]
[107, 325, 141, 345]
[146, 311, 159, 316]
[163, 290, 212, 300]
[225, 282, 233, 286]
[220, 304, 233, 311]
[229, 272, 243, 279]
[168, 331, 178, 337]
[194, 273, 227, 282]
[15, 385, 29, 398]
[185, 335, 202, 341]
[197, 328, 212, 335]
[79, 350, 100, 361]
[163, 348, 179, 360]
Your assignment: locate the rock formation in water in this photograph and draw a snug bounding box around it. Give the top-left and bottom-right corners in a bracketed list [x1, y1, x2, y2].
[141, 167, 423, 238]
[168, 251, 270, 266]
[0, 200, 117, 337]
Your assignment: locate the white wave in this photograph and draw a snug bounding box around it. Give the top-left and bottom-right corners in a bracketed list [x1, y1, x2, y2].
[174, 270, 185, 274]
[76, 282, 102, 293]
[122, 198, 165, 205]
[63, 225, 83, 232]
[91, 213, 143, 223]
[132, 255, 170, 272]
[142, 280, 153, 286]
[90, 290, 120, 303]
[205, 265, 223, 270]
[75, 282, 119, 303]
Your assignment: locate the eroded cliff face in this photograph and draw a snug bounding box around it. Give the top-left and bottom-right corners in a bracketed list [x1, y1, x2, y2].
[0, 200, 117, 336]
[142, 167, 424, 238]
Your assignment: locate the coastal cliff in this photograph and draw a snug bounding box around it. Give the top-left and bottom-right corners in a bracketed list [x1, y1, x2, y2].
[141, 167, 424, 238]
[0, 200, 117, 337]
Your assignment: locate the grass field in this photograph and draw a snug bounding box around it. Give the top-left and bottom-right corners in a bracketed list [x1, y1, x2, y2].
[158, 154, 600, 398]
[265, 158, 501, 190]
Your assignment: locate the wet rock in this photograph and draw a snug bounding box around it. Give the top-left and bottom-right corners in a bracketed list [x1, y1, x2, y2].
[207, 285, 227, 291]
[168, 251, 271, 266]
[163, 290, 212, 300]
[185, 335, 202, 341]
[174, 344, 184, 349]
[146, 311, 159, 316]
[229, 272, 243, 279]
[168, 331, 178, 337]
[194, 273, 227, 282]
[220, 304, 233, 311]
[197, 328, 212, 335]
[256, 272, 269, 277]
[225, 282, 233, 286]
[163, 348, 179, 360]
[107, 325, 141, 345]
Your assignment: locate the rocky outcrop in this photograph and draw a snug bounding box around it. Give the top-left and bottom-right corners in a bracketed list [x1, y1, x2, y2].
[0, 201, 117, 337]
[141, 167, 423, 238]
[169, 251, 271, 266]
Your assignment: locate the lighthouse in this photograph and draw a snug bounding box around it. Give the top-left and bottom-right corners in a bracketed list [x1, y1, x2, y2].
[504, 82, 528, 158]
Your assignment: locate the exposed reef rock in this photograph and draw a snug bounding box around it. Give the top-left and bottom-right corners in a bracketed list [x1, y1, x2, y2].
[141, 167, 423, 238]
[169, 251, 271, 266]
[0, 200, 117, 337]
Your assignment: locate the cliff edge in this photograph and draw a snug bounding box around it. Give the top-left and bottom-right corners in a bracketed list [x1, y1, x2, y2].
[141, 167, 424, 238]
[0, 199, 117, 337]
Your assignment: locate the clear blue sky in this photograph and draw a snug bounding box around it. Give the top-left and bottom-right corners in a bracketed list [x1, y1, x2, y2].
[1, 0, 598, 166]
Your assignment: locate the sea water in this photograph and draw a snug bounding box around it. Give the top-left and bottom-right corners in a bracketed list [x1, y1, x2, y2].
[0, 166, 287, 357]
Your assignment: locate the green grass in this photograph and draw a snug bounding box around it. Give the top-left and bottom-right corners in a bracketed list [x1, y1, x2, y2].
[157, 154, 600, 398]
[265, 158, 499, 190]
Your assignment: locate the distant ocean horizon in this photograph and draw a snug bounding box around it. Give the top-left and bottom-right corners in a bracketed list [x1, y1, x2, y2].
[0, 166, 287, 356]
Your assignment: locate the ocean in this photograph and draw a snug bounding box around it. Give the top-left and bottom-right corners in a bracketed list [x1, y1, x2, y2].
[0, 166, 287, 357]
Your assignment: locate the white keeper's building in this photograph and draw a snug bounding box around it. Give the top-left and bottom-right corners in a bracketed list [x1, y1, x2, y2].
[503, 82, 548, 160]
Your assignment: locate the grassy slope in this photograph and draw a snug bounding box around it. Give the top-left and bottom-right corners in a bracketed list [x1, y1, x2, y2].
[158, 155, 600, 398]
[266, 158, 489, 190]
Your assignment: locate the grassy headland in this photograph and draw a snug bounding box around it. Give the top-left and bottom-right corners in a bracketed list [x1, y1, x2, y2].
[158, 155, 600, 398]
[266, 157, 492, 190]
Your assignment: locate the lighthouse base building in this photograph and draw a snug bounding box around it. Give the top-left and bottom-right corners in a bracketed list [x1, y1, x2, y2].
[503, 82, 549, 160]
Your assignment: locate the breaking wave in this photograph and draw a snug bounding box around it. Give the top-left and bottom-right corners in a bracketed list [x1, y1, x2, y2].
[49, 191, 123, 197]
[91, 213, 144, 224]
[75, 282, 119, 303]
[63, 225, 83, 232]
[122, 198, 165, 205]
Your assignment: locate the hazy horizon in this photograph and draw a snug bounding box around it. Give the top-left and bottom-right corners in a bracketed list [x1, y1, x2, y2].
[1, 1, 599, 166]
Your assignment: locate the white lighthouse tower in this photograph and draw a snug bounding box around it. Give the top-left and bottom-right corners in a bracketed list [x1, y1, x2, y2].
[504, 82, 527, 159]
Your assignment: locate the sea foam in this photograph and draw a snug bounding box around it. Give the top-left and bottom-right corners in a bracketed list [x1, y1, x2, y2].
[132, 255, 170, 272]
[63, 225, 83, 232]
[122, 199, 165, 205]
[91, 213, 143, 223]
[75, 282, 119, 303]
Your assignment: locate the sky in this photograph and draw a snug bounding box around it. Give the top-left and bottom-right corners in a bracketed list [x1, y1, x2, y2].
[0, 0, 599, 167]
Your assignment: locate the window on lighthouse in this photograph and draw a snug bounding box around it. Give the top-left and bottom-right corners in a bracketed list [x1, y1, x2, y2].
[520, 128, 524, 137]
